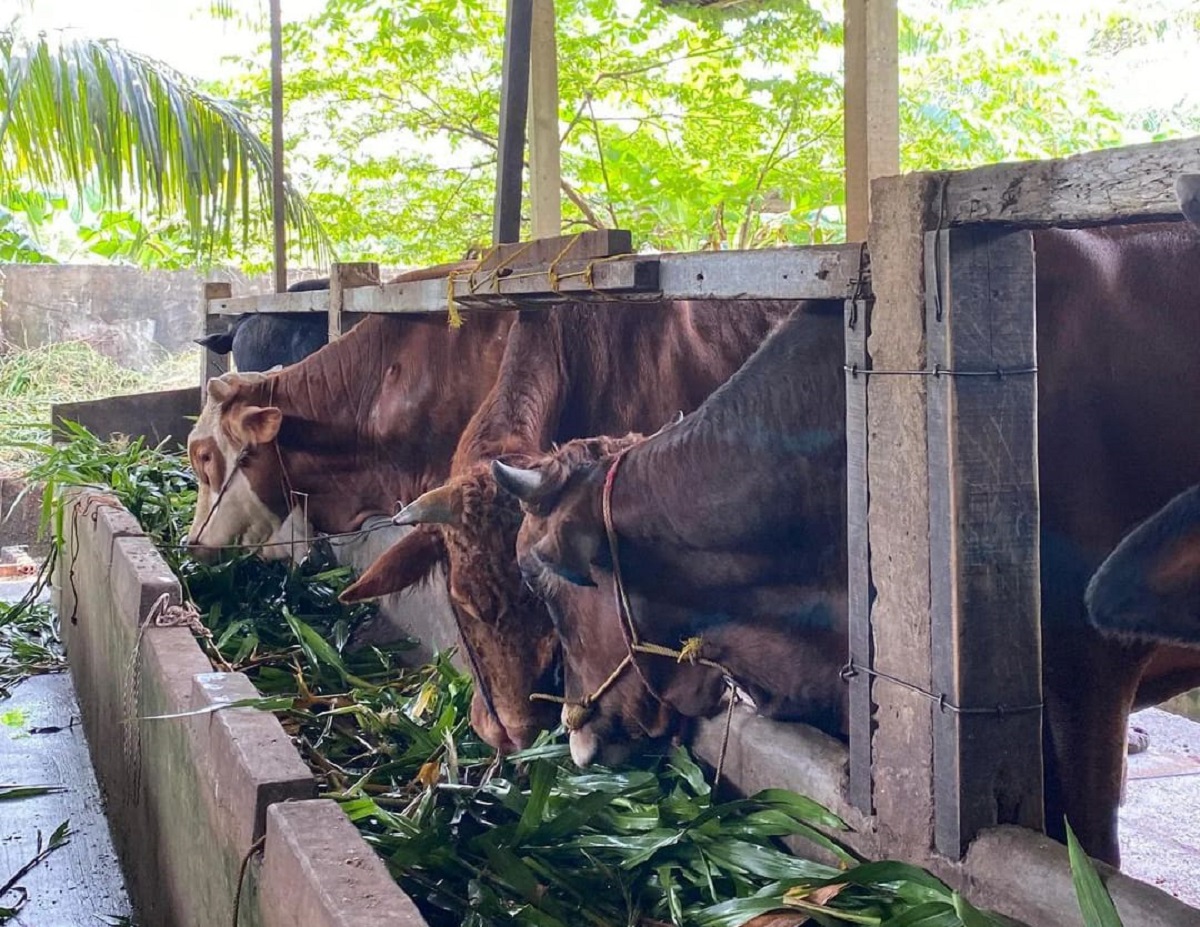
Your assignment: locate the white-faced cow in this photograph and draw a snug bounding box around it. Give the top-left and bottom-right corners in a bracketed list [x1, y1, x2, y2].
[185, 309, 513, 562]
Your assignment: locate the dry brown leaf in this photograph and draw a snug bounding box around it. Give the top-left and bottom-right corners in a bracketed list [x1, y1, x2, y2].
[741, 912, 810, 927]
[414, 759, 441, 788]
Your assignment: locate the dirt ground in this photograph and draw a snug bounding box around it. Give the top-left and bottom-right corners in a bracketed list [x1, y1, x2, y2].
[1121, 706, 1200, 908]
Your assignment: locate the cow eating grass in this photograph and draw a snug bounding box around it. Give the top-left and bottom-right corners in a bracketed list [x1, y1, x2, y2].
[185, 310, 513, 561]
[486, 188, 1200, 868]
[339, 298, 800, 752]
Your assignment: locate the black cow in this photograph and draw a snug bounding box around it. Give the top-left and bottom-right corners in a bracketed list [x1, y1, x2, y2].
[195, 278, 330, 372]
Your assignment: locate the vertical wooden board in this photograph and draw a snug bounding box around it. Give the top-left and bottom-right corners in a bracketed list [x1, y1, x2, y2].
[494, 0, 534, 244]
[926, 228, 1044, 858]
[528, 0, 562, 240]
[864, 173, 943, 859]
[845, 297, 874, 813]
[329, 263, 380, 343]
[200, 282, 232, 401]
[844, 0, 899, 242]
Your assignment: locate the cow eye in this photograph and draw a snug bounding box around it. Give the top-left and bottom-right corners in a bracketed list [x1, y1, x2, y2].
[236, 449, 251, 467]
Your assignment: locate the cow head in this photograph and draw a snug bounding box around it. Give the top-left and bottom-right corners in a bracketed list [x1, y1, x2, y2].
[339, 462, 562, 753]
[1178, 174, 1200, 228]
[186, 373, 312, 562]
[495, 437, 715, 768]
[1086, 484, 1200, 647]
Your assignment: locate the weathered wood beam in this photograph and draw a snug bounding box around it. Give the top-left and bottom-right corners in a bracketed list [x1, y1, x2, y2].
[927, 133, 1200, 227]
[208, 245, 865, 316]
[329, 262, 380, 342]
[494, 0, 534, 244]
[528, 0, 562, 239]
[844, 296, 873, 813]
[925, 227, 1043, 857]
[208, 289, 329, 316]
[862, 173, 942, 862]
[844, 0, 899, 242]
[656, 246, 862, 300]
[199, 281, 232, 399]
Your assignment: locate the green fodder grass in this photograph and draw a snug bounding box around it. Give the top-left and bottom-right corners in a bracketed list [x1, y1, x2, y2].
[0, 341, 198, 475]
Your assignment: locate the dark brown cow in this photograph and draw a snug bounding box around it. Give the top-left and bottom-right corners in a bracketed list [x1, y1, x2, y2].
[496, 210, 1200, 867]
[498, 304, 846, 766]
[340, 299, 798, 753]
[185, 309, 512, 561]
[1087, 483, 1200, 645]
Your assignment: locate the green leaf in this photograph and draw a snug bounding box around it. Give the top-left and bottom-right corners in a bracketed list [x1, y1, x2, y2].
[1066, 820, 1124, 927]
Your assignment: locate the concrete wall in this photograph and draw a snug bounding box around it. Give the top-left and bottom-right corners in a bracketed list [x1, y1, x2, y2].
[0, 264, 407, 371]
[57, 487, 427, 927]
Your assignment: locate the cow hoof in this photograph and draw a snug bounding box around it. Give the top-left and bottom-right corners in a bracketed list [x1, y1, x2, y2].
[1126, 725, 1151, 755]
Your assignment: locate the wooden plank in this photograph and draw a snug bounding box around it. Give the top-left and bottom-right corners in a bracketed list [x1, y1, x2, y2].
[200, 281, 232, 400]
[328, 262, 380, 342]
[935, 133, 1200, 227]
[528, 0, 562, 239]
[209, 289, 328, 315]
[656, 245, 861, 301]
[477, 229, 631, 273]
[844, 0, 899, 242]
[925, 227, 1043, 858]
[862, 173, 942, 861]
[494, 0, 534, 243]
[845, 295, 874, 813]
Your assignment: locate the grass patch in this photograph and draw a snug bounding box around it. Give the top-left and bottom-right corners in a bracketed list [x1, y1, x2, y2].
[0, 341, 197, 475]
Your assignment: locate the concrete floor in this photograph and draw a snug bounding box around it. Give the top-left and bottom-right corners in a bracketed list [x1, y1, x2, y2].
[1121, 706, 1200, 909]
[1, 579, 134, 926]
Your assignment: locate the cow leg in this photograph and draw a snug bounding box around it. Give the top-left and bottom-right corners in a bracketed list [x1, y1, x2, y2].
[1042, 632, 1154, 867]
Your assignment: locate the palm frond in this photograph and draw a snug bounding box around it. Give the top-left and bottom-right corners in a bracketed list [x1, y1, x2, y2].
[0, 22, 331, 263]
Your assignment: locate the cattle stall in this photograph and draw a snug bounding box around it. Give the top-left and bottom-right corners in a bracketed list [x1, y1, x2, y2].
[195, 133, 1200, 927]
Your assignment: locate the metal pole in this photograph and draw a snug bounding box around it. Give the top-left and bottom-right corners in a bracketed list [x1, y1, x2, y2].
[493, 0, 534, 244]
[269, 0, 288, 293]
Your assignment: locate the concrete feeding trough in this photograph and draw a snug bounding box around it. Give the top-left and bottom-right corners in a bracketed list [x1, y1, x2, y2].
[55, 486, 429, 927]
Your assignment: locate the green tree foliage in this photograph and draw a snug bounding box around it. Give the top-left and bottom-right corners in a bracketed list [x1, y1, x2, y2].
[0, 20, 329, 266]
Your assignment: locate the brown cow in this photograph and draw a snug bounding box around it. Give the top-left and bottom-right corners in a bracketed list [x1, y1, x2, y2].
[340, 299, 799, 753]
[496, 205, 1200, 866]
[185, 309, 512, 562]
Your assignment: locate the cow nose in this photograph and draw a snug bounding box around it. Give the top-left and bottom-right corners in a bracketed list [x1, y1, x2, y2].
[186, 542, 219, 564]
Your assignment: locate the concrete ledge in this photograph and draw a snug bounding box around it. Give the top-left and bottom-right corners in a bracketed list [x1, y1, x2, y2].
[57, 487, 429, 927]
[53, 385, 201, 451]
[692, 706, 1200, 927]
[261, 800, 427, 927]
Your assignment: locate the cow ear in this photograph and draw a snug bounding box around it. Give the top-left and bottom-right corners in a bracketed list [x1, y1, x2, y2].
[1086, 485, 1200, 645]
[196, 332, 234, 354]
[1177, 174, 1200, 228]
[394, 483, 463, 527]
[206, 375, 238, 405]
[233, 405, 283, 445]
[340, 526, 446, 602]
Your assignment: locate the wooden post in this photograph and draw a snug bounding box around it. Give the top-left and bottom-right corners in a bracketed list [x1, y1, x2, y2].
[844, 295, 874, 813]
[494, 0, 534, 244]
[199, 282, 232, 402]
[329, 263, 380, 343]
[844, 0, 898, 242]
[528, 0, 562, 240]
[925, 228, 1043, 857]
[862, 174, 940, 861]
[269, 0, 288, 294]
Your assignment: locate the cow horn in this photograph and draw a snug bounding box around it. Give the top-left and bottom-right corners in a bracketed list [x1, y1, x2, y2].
[394, 484, 460, 527]
[492, 460, 547, 501]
